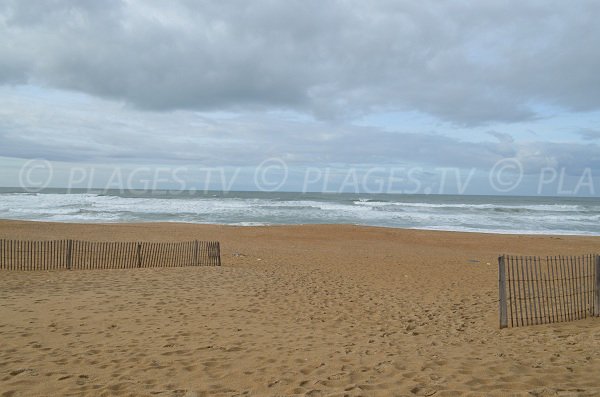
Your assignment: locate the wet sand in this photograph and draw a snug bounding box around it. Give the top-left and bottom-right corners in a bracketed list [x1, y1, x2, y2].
[1, 220, 599, 396]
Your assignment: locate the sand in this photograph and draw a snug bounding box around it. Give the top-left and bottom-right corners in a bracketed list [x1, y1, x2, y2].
[1, 220, 600, 396]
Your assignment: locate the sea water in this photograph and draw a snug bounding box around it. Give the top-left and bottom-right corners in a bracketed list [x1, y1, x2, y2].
[0, 188, 599, 235]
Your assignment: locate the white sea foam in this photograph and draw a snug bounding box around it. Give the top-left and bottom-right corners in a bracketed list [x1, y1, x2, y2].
[0, 192, 598, 235]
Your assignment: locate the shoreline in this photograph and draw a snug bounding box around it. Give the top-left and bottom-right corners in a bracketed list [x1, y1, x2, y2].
[1, 218, 600, 239]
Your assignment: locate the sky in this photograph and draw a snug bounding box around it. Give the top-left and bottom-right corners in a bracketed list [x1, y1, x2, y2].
[1, 0, 600, 195]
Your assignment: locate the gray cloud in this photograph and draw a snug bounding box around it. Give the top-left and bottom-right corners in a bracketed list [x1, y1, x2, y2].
[577, 129, 600, 141]
[1, 87, 598, 176]
[1, 0, 600, 124]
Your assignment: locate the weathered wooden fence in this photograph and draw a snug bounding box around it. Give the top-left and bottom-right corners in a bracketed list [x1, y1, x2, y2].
[499, 254, 600, 328]
[0, 239, 221, 270]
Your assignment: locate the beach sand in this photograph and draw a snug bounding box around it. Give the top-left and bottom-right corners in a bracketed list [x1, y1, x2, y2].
[1, 220, 599, 396]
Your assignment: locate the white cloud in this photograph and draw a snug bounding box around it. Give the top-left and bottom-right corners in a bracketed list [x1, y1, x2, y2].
[1, 85, 598, 177]
[1, 0, 600, 124]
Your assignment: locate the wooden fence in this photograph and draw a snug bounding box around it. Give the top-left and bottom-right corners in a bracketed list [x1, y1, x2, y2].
[0, 239, 221, 270]
[499, 254, 600, 328]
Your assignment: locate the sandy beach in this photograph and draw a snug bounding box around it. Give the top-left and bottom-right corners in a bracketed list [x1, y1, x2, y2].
[1, 220, 599, 396]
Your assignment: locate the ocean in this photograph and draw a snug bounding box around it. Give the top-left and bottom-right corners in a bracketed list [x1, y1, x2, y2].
[0, 188, 599, 235]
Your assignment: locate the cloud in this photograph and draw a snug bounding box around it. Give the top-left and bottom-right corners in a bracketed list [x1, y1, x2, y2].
[1, 86, 598, 176]
[577, 129, 600, 141]
[1, 0, 600, 124]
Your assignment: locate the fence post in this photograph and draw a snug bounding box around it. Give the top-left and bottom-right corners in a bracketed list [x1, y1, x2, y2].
[216, 242, 221, 266]
[499, 255, 508, 328]
[66, 240, 73, 270]
[137, 243, 142, 268]
[595, 254, 600, 317]
[194, 240, 199, 266]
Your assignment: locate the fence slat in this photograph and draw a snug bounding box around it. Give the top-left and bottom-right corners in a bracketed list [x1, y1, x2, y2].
[66, 240, 73, 270]
[25, 240, 30, 271]
[595, 255, 600, 317]
[499, 255, 508, 328]
[99, 241, 104, 269]
[215, 242, 220, 266]
[508, 256, 516, 327]
[78, 240, 83, 270]
[586, 255, 592, 316]
[54, 240, 58, 270]
[19, 240, 23, 271]
[33, 241, 37, 271]
[21, 240, 24, 270]
[175, 242, 180, 267]
[176, 241, 183, 267]
[569, 256, 578, 320]
[530, 257, 539, 324]
[514, 256, 524, 326]
[75, 240, 80, 270]
[2, 240, 6, 270]
[542, 263, 552, 324]
[561, 256, 569, 322]
[186, 241, 192, 266]
[156, 242, 164, 268]
[526, 257, 537, 325]
[123, 242, 129, 268]
[17, 240, 21, 271]
[147, 242, 153, 268]
[171, 243, 176, 267]
[567, 256, 575, 321]
[521, 257, 530, 325]
[558, 256, 567, 322]
[156, 242, 162, 267]
[590, 254, 595, 316]
[21, 240, 25, 271]
[213, 241, 217, 266]
[16, 240, 19, 271]
[572, 256, 580, 319]
[592, 254, 596, 316]
[122, 242, 128, 268]
[150, 242, 157, 268]
[42, 240, 46, 271]
[582, 256, 588, 318]
[585, 255, 590, 316]
[533, 257, 544, 324]
[554, 257, 560, 322]
[579, 256, 584, 319]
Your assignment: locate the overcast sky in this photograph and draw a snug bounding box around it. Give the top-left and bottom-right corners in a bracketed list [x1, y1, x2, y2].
[1, 0, 599, 194]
